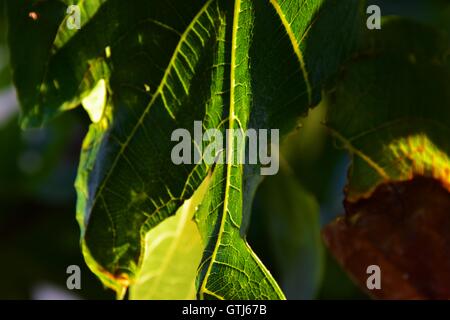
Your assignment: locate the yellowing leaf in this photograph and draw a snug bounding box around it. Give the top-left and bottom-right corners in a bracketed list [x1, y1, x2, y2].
[130, 173, 211, 300]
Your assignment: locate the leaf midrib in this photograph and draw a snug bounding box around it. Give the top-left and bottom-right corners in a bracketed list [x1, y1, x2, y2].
[198, 0, 241, 299]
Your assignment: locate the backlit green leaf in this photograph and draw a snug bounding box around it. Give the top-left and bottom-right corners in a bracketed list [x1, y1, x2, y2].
[129, 173, 211, 300]
[8, 0, 363, 298]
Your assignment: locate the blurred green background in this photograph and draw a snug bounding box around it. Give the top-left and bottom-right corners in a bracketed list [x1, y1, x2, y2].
[0, 0, 447, 299]
[0, 0, 113, 299]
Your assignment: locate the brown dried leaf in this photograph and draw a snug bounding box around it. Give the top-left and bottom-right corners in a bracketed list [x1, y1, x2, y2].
[323, 177, 450, 299]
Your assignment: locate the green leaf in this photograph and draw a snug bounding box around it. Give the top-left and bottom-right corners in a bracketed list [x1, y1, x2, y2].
[74, 0, 225, 293]
[326, 18, 450, 202]
[270, 0, 364, 106]
[8, 0, 363, 298]
[193, 0, 361, 300]
[323, 18, 450, 299]
[129, 172, 211, 300]
[194, 0, 291, 300]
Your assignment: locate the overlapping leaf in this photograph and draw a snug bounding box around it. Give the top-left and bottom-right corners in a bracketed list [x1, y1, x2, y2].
[8, 0, 362, 298]
[129, 173, 211, 300]
[323, 18, 450, 298]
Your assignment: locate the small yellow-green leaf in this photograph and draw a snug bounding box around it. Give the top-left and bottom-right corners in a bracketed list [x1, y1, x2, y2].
[130, 174, 211, 300]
